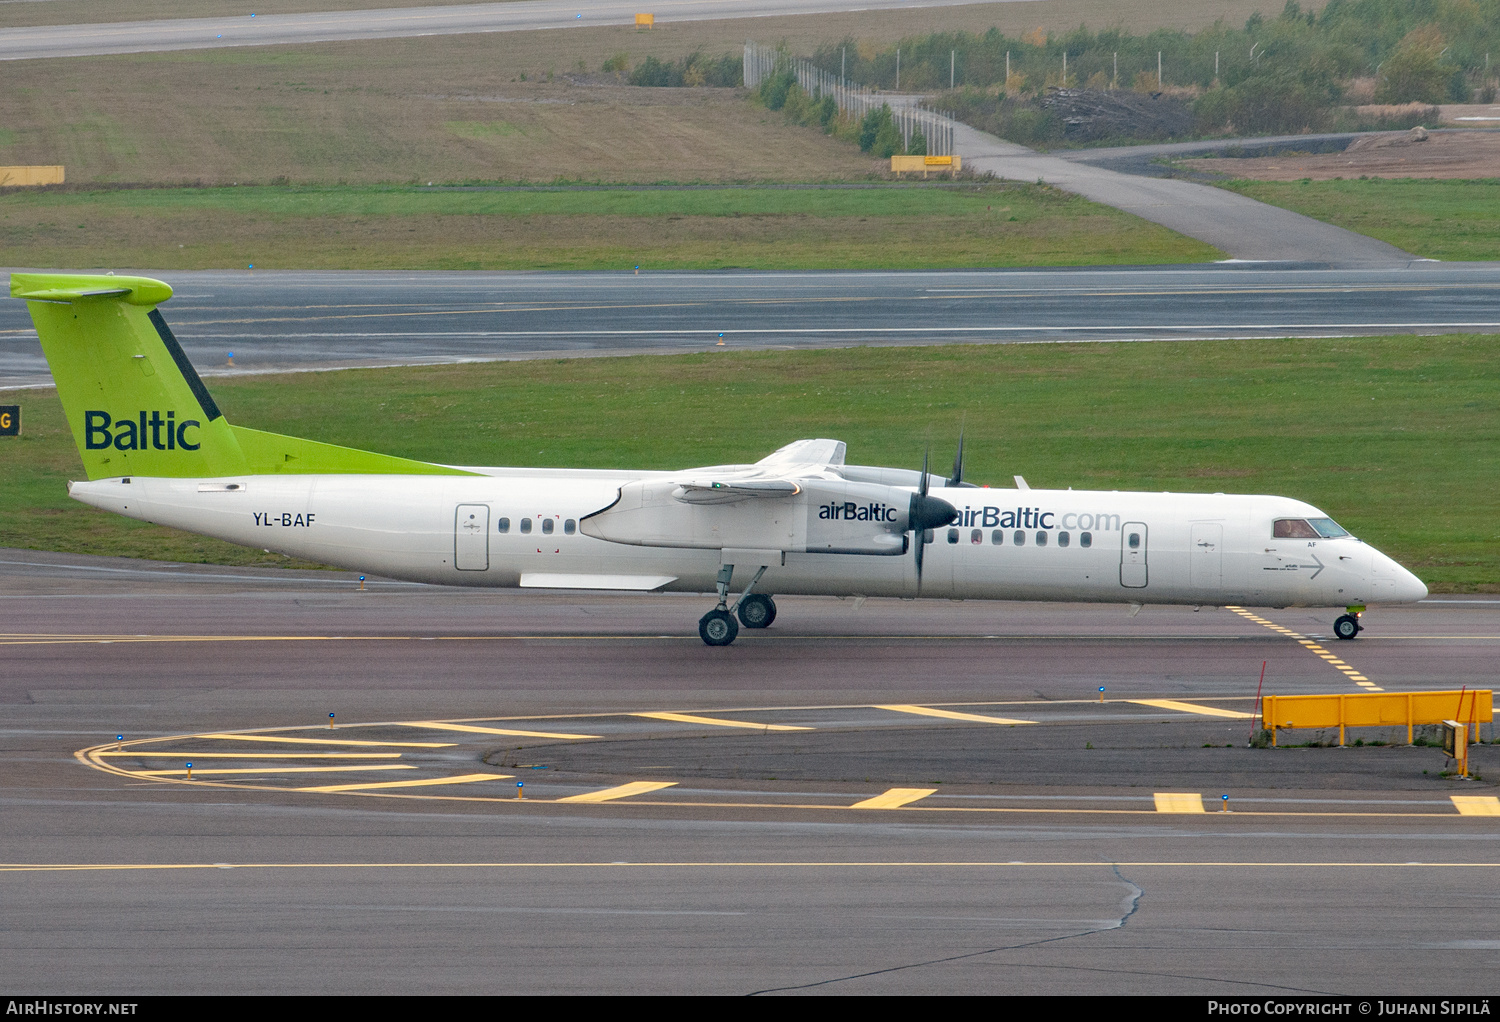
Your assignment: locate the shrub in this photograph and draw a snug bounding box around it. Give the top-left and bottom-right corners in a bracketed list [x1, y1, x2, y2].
[629, 56, 684, 87]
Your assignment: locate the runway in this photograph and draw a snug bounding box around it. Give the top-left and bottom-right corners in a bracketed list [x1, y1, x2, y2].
[2, 548, 1497, 994]
[0, 0, 1018, 61]
[5, 263, 1500, 388]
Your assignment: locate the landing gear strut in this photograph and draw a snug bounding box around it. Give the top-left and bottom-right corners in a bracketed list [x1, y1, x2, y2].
[1333, 609, 1363, 640]
[698, 562, 770, 646]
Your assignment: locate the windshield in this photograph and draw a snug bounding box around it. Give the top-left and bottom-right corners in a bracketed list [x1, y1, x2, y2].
[1274, 517, 1350, 539]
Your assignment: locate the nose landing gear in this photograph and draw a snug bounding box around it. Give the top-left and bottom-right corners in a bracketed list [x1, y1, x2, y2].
[1333, 607, 1363, 640]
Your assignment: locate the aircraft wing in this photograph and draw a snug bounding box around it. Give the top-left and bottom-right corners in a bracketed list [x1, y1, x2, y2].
[670, 439, 847, 503]
[754, 438, 847, 471]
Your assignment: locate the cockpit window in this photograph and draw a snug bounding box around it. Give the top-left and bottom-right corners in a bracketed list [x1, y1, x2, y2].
[1307, 517, 1349, 538]
[1274, 518, 1350, 539]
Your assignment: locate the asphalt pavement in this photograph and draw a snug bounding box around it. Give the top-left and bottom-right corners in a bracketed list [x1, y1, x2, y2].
[2, 548, 1497, 994]
[6, 263, 1499, 388]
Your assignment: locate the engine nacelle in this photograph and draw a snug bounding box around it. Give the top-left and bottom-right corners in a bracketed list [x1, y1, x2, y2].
[580, 478, 954, 555]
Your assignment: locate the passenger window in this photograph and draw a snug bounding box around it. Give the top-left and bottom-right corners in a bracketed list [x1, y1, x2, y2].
[1128, 532, 1141, 549]
[991, 530, 1004, 545]
[564, 519, 576, 535]
[542, 518, 555, 535]
[947, 528, 959, 544]
[971, 529, 983, 545]
[1036, 531, 1048, 547]
[497, 517, 510, 533]
[520, 518, 532, 534]
[1273, 518, 1320, 539]
[1013, 530, 1025, 547]
[1080, 531, 1092, 548]
[1058, 531, 1070, 548]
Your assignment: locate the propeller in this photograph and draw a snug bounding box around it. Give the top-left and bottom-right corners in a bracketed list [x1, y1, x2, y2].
[950, 426, 965, 487]
[908, 447, 959, 593]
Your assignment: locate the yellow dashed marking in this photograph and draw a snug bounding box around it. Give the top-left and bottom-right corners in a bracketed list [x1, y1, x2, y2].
[300, 773, 512, 793]
[398, 721, 599, 740]
[876, 704, 1037, 725]
[97, 751, 399, 759]
[851, 788, 939, 809]
[1230, 609, 1374, 690]
[1154, 792, 1205, 813]
[1129, 699, 1255, 720]
[195, 733, 454, 748]
[557, 781, 678, 803]
[1452, 796, 1500, 817]
[633, 712, 811, 731]
[142, 764, 415, 777]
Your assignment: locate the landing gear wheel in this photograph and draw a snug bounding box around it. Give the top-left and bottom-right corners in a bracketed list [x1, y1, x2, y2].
[1333, 614, 1361, 640]
[737, 594, 777, 629]
[699, 608, 739, 646]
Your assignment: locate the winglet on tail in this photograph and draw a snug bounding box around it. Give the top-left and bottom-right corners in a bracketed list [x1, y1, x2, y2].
[12, 272, 472, 480]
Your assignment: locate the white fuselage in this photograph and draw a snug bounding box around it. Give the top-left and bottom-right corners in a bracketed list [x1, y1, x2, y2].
[68, 468, 1428, 609]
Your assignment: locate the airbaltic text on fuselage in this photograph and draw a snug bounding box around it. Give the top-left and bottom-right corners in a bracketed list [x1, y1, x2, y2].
[820, 502, 899, 522]
[83, 411, 200, 451]
[953, 506, 1122, 531]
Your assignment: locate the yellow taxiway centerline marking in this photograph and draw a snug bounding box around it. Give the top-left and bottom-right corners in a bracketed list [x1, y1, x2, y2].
[1452, 796, 1500, 817]
[300, 772, 513, 793]
[633, 712, 811, 731]
[557, 781, 678, 803]
[876, 704, 1037, 725]
[97, 751, 400, 759]
[850, 788, 939, 810]
[194, 733, 454, 748]
[396, 721, 600, 740]
[1154, 792, 1206, 813]
[6, 860, 1500, 874]
[1130, 699, 1255, 720]
[140, 764, 415, 777]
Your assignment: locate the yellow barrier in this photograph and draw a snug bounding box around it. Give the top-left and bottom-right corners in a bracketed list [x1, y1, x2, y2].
[634, 12, 654, 26]
[1261, 689, 1492, 746]
[891, 155, 961, 177]
[0, 166, 64, 186]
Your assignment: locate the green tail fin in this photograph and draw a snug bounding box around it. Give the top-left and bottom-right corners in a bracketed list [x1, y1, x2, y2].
[12, 272, 472, 480]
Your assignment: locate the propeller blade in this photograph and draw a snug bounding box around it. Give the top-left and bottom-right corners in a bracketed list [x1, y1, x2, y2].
[920, 448, 930, 497]
[951, 428, 965, 487]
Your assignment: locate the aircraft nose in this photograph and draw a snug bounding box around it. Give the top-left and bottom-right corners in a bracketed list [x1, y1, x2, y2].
[1372, 549, 1428, 604]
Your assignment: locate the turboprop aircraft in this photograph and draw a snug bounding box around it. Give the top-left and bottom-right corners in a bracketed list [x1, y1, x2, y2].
[14, 272, 1428, 645]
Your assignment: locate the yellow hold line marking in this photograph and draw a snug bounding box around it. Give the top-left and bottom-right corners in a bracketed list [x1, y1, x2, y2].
[1452, 796, 1500, 817]
[877, 704, 1037, 725]
[1130, 699, 1255, 720]
[851, 787, 938, 810]
[194, 733, 454, 748]
[633, 712, 811, 731]
[557, 781, 678, 803]
[300, 772, 512, 793]
[1154, 792, 1206, 813]
[141, 764, 415, 777]
[396, 721, 599, 740]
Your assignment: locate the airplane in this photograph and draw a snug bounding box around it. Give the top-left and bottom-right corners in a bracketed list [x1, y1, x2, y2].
[13, 272, 1428, 646]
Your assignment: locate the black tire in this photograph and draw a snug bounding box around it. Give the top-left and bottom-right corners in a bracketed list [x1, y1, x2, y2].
[1333, 614, 1360, 640]
[699, 609, 739, 646]
[737, 594, 777, 629]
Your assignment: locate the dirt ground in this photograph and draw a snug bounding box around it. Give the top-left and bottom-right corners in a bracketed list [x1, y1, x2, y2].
[1181, 130, 1500, 181]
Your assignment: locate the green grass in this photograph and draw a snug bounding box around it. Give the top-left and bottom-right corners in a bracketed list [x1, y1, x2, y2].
[0, 182, 1220, 270]
[1217, 178, 1500, 262]
[2, 335, 1495, 590]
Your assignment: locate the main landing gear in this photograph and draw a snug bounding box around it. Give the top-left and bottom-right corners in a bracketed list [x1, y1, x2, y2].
[1333, 606, 1364, 641]
[698, 563, 774, 646]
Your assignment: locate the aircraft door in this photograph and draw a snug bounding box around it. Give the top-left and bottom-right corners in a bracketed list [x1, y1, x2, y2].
[1120, 521, 1148, 588]
[1190, 523, 1223, 588]
[455, 503, 490, 570]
